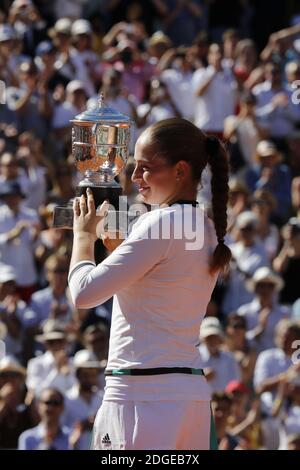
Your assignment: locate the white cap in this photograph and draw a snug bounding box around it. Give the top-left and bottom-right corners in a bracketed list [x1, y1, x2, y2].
[71, 19, 92, 36]
[236, 211, 259, 229]
[0, 355, 26, 376]
[35, 319, 66, 342]
[66, 80, 86, 94]
[0, 24, 16, 42]
[0, 263, 16, 283]
[247, 266, 284, 292]
[73, 349, 106, 369]
[256, 140, 277, 157]
[199, 317, 224, 340]
[51, 18, 72, 36]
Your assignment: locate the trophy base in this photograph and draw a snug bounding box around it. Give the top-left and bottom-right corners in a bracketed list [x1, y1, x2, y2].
[76, 185, 122, 209]
[53, 185, 125, 230]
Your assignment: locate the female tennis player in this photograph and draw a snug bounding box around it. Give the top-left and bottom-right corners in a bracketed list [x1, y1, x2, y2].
[68, 118, 231, 450]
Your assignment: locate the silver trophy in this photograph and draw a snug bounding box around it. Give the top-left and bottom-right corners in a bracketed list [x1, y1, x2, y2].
[53, 93, 131, 229]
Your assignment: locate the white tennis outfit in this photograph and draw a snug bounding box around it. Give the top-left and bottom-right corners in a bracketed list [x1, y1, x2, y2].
[68, 204, 218, 450]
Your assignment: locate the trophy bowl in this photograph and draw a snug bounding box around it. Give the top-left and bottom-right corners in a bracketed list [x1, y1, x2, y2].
[53, 93, 131, 230]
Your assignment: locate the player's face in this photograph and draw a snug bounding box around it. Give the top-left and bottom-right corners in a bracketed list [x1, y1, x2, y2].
[132, 134, 179, 206]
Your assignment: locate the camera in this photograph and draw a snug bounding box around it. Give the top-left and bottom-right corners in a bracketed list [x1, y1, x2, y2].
[288, 217, 300, 237]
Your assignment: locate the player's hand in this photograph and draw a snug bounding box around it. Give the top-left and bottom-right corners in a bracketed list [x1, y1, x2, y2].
[73, 189, 108, 241]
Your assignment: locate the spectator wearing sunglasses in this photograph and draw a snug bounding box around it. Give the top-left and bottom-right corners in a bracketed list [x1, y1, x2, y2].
[26, 320, 76, 397]
[237, 267, 290, 353]
[224, 313, 257, 386]
[18, 387, 71, 450]
[30, 254, 72, 327]
[0, 356, 37, 449]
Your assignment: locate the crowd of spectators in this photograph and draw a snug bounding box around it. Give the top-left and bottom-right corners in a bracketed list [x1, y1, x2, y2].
[1, 0, 300, 450]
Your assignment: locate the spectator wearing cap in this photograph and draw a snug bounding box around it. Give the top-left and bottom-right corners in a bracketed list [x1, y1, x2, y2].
[18, 387, 71, 450]
[0, 24, 19, 87]
[63, 350, 105, 450]
[222, 211, 269, 315]
[254, 320, 300, 448]
[49, 18, 92, 97]
[0, 152, 30, 206]
[70, 19, 97, 98]
[147, 31, 172, 63]
[26, 319, 76, 397]
[192, 43, 237, 138]
[81, 321, 109, 364]
[253, 61, 300, 147]
[198, 317, 241, 393]
[0, 181, 40, 302]
[226, 178, 250, 234]
[225, 380, 263, 450]
[273, 217, 300, 305]
[52, 79, 87, 153]
[0, 355, 37, 449]
[250, 189, 279, 261]
[244, 140, 292, 223]
[224, 313, 257, 386]
[0, 263, 37, 360]
[237, 267, 290, 352]
[30, 254, 73, 327]
[47, 161, 75, 207]
[272, 372, 300, 449]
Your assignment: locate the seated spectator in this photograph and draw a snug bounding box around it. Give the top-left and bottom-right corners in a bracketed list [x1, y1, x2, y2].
[30, 254, 72, 327]
[273, 217, 300, 305]
[27, 320, 76, 397]
[80, 321, 110, 364]
[0, 356, 37, 449]
[198, 317, 241, 393]
[224, 313, 257, 386]
[0, 181, 40, 302]
[254, 320, 300, 448]
[0, 263, 37, 361]
[225, 380, 263, 449]
[272, 374, 300, 450]
[238, 267, 290, 352]
[251, 189, 279, 260]
[244, 140, 292, 223]
[63, 350, 105, 450]
[47, 161, 75, 207]
[211, 392, 240, 450]
[227, 178, 250, 234]
[18, 387, 71, 450]
[222, 211, 269, 315]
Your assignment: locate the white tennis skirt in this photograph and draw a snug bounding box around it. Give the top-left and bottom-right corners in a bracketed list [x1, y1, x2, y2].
[92, 400, 217, 450]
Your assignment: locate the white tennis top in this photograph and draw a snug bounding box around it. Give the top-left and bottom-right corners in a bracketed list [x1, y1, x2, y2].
[68, 204, 218, 401]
